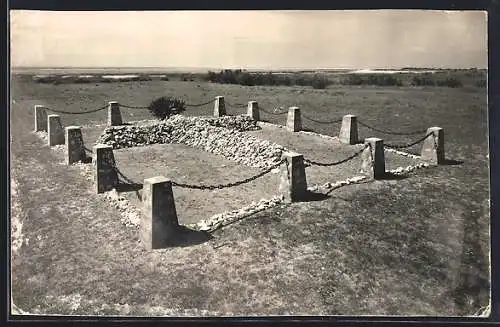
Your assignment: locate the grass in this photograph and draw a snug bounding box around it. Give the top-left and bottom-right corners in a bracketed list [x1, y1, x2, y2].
[10, 74, 489, 316]
[109, 142, 283, 225]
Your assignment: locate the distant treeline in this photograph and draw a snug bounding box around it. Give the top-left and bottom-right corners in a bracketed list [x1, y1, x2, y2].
[202, 69, 486, 89]
[19, 68, 486, 89]
[202, 69, 329, 89]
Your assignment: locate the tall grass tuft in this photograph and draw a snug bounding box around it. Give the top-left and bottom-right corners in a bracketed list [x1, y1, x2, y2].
[148, 96, 186, 120]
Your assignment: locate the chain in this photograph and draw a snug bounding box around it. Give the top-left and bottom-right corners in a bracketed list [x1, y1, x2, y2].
[171, 159, 285, 190]
[259, 106, 289, 116]
[358, 120, 428, 136]
[384, 133, 433, 149]
[225, 101, 248, 108]
[118, 103, 149, 109]
[114, 166, 139, 185]
[304, 145, 367, 167]
[119, 99, 216, 109]
[301, 114, 343, 125]
[46, 104, 108, 115]
[185, 99, 216, 107]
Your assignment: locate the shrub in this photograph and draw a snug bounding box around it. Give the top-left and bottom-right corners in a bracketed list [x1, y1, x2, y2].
[74, 78, 92, 84]
[342, 74, 364, 85]
[436, 77, 463, 88]
[137, 75, 152, 82]
[160, 76, 170, 81]
[311, 74, 329, 89]
[33, 75, 59, 84]
[341, 74, 402, 86]
[411, 75, 436, 86]
[148, 96, 186, 120]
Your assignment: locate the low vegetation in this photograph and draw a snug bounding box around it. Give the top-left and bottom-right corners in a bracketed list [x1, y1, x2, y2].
[21, 68, 487, 90]
[148, 96, 186, 120]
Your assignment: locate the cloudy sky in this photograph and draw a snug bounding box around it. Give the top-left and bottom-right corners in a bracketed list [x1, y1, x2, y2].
[10, 10, 487, 69]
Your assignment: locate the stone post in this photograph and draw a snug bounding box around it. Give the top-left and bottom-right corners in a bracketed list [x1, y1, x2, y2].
[93, 144, 118, 194]
[141, 176, 180, 249]
[279, 151, 308, 202]
[421, 127, 445, 165]
[107, 101, 122, 126]
[360, 138, 386, 179]
[47, 115, 65, 146]
[214, 96, 226, 117]
[339, 114, 359, 145]
[34, 105, 48, 132]
[65, 126, 85, 164]
[247, 101, 260, 121]
[286, 107, 301, 132]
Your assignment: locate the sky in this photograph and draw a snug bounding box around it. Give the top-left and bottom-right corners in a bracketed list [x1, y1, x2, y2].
[9, 10, 488, 69]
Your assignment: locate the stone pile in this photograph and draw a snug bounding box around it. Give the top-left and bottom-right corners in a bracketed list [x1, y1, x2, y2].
[102, 189, 141, 228]
[188, 195, 285, 233]
[384, 147, 421, 160]
[388, 162, 430, 175]
[198, 115, 259, 131]
[307, 175, 369, 193]
[96, 115, 287, 169]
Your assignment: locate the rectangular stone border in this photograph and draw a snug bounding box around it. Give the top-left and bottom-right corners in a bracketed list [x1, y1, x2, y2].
[33, 120, 432, 238]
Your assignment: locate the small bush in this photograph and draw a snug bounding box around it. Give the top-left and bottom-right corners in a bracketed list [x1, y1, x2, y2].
[311, 74, 329, 89]
[436, 77, 463, 88]
[342, 74, 364, 85]
[33, 75, 59, 84]
[148, 96, 186, 120]
[341, 74, 402, 86]
[411, 75, 436, 86]
[137, 75, 152, 82]
[74, 78, 92, 84]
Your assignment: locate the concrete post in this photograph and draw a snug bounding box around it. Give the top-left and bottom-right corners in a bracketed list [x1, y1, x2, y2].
[65, 126, 85, 164]
[360, 138, 386, 179]
[421, 127, 445, 164]
[141, 176, 180, 249]
[93, 144, 118, 194]
[339, 114, 359, 145]
[47, 115, 65, 146]
[214, 96, 226, 117]
[279, 151, 308, 202]
[107, 101, 122, 126]
[247, 101, 260, 121]
[287, 107, 301, 132]
[34, 105, 48, 132]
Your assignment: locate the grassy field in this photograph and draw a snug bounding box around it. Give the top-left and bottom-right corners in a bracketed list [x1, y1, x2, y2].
[10, 74, 490, 316]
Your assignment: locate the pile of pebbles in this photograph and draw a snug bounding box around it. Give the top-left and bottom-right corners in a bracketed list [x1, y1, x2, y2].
[187, 195, 285, 233]
[96, 115, 287, 169]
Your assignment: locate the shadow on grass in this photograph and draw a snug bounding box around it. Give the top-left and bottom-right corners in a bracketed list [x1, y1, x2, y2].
[116, 182, 143, 193]
[296, 190, 331, 202]
[81, 155, 92, 164]
[443, 158, 464, 166]
[378, 172, 410, 181]
[325, 179, 373, 196]
[116, 182, 143, 201]
[170, 225, 213, 247]
[451, 205, 490, 315]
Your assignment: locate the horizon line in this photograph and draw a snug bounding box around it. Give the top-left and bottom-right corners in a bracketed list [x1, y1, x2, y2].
[11, 65, 487, 70]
